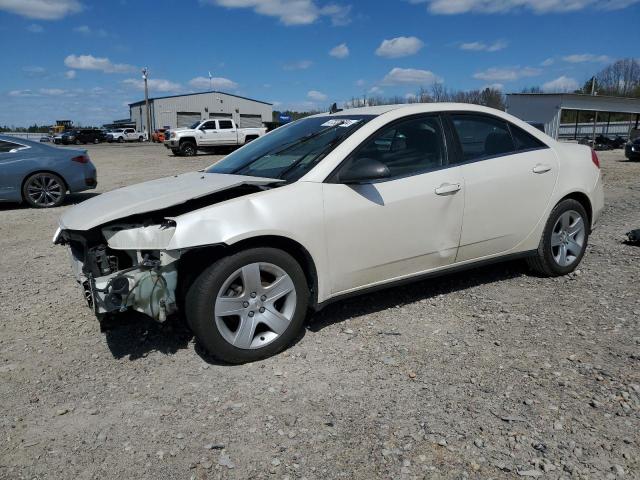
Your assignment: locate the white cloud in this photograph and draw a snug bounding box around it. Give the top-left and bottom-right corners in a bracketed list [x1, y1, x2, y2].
[483, 83, 504, 90]
[459, 40, 507, 52]
[205, 0, 351, 26]
[283, 59, 313, 70]
[541, 58, 554, 67]
[64, 54, 136, 73]
[375, 36, 424, 58]
[123, 78, 182, 93]
[329, 43, 349, 59]
[9, 89, 38, 97]
[355, 79, 366, 87]
[0, 0, 83, 19]
[22, 66, 47, 77]
[413, 0, 640, 14]
[188, 76, 239, 90]
[73, 25, 108, 36]
[562, 53, 611, 63]
[368, 86, 384, 95]
[39, 88, 66, 96]
[473, 66, 541, 81]
[382, 67, 442, 85]
[542, 75, 579, 92]
[307, 90, 327, 101]
[65, 70, 76, 79]
[26, 23, 43, 33]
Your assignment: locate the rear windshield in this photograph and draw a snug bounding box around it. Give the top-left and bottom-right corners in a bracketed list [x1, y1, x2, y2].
[207, 115, 374, 182]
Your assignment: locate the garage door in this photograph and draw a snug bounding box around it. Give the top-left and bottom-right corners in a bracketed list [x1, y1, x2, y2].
[176, 112, 201, 128]
[209, 113, 233, 120]
[239, 114, 263, 128]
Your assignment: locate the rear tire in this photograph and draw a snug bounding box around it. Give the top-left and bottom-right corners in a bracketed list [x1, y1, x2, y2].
[22, 172, 66, 208]
[180, 141, 197, 156]
[527, 199, 589, 277]
[186, 248, 309, 363]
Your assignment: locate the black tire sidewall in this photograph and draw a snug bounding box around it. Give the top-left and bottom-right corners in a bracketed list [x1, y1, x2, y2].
[22, 173, 66, 208]
[540, 199, 590, 276]
[180, 142, 196, 156]
[186, 248, 309, 363]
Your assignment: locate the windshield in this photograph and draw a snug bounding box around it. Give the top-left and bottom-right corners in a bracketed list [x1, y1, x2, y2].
[207, 115, 374, 182]
[189, 121, 201, 129]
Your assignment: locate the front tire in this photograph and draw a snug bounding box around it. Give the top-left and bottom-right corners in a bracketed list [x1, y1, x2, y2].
[527, 199, 589, 276]
[117, 137, 124, 143]
[179, 141, 197, 156]
[186, 248, 309, 363]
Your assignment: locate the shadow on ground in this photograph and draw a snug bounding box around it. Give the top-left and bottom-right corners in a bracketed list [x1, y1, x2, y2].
[0, 192, 101, 212]
[102, 259, 529, 362]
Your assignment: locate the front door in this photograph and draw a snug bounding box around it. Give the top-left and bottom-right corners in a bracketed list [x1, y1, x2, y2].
[323, 115, 465, 295]
[198, 121, 218, 146]
[447, 113, 559, 262]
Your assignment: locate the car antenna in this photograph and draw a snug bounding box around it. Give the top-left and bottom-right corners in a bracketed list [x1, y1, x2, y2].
[329, 102, 342, 114]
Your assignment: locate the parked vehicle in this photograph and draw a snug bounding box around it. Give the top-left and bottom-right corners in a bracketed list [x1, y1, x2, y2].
[59, 129, 106, 145]
[55, 103, 603, 363]
[0, 134, 97, 208]
[164, 119, 266, 156]
[152, 128, 168, 143]
[107, 128, 145, 143]
[40, 135, 52, 142]
[625, 138, 640, 161]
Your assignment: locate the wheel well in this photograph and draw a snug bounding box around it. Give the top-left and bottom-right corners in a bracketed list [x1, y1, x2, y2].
[177, 236, 319, 309]
[560, 192, 592, 227]
[179, 137, 196, 145]
[20, 170, 68, 201]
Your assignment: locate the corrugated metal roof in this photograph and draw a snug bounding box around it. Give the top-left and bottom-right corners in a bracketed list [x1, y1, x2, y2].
[129, 90, 272, 107]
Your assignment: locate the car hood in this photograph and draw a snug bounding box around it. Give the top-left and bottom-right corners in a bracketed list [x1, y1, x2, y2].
[59, 171, 281, 231]
[171, 128, 196, 135]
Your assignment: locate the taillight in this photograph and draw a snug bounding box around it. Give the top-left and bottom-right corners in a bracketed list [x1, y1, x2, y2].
[590, 149, 600, 169]
[72, 154, 89, 164]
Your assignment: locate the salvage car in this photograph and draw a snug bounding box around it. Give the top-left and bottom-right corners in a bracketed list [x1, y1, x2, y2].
[0, 134, 97, 208]
[54, 104, 604, 363]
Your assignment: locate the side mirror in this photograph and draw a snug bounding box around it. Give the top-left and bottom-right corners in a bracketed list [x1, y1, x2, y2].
[337, 157, 391, 184]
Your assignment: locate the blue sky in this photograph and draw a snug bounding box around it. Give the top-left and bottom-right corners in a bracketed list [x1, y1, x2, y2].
[1, 0, 639, 126]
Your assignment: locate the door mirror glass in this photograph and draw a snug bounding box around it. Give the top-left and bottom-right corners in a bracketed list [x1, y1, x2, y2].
[338, 157, 391, 184]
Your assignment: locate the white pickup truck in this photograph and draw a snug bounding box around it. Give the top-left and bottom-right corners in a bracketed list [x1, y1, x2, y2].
[107, 128, 145, 143]
[164, 119, 267, 156]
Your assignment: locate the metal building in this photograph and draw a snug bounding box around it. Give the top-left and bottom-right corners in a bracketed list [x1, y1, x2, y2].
[129, 91, 273, 133]
[506, 93, 640, 139]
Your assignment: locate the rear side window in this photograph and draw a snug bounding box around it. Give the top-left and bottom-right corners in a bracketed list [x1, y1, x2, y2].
[218, 120, 233, 130]
[450, 114, 515, 162]
[510, 125, 547, 151]
[0, 140, 25, 153]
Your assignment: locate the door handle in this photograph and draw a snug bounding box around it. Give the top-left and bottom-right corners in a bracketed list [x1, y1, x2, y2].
[533, 164, 552, 174]
[435, 183, 461, 195]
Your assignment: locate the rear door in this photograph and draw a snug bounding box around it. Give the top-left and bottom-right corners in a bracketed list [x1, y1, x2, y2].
[323, 114, 465, 294]
[446, 113, 558, 262]
[215, 119, 238, 145]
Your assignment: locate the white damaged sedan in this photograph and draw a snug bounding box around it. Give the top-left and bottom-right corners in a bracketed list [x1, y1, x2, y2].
[55, 103, 604, 363]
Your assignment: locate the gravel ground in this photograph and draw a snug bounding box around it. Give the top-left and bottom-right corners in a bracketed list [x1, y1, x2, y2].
[1, 144, 638, 480]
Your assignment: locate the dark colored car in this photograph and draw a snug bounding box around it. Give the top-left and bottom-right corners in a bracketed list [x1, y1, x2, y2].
[60, 129, 106, 145]
[625, 138, 640, 161]
[0, 134, 97, 208]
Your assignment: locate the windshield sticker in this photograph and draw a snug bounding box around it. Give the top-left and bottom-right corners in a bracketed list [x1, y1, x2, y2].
[320, 119, 361, 128]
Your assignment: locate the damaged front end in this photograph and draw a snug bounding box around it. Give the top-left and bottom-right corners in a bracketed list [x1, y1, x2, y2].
[54, 221, 180, 323]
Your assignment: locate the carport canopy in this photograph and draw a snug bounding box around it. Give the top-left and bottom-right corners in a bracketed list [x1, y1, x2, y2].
[506, 93, 640, 140]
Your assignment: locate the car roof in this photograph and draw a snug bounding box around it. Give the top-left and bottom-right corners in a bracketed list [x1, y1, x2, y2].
[311, 102, 510, 118]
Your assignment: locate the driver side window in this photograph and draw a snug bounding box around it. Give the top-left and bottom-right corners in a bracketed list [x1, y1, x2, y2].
[201, 121, 217, 130]
[347, 115, 445, 179]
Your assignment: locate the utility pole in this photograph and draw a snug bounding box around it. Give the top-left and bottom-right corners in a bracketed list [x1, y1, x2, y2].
[590, 76, 598, 148]
[142, 67, 152, 141]
[208, 71, 213, 92]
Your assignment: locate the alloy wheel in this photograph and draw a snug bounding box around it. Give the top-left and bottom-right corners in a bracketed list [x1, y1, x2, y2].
[551, 210, 585, 267]
[214, 262, 297, 349]
[26, 174, 63, 207]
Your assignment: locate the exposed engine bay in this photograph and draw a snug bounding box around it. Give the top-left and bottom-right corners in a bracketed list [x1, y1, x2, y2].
[56, 221, 180, 322]
[53, 177, 277, 323]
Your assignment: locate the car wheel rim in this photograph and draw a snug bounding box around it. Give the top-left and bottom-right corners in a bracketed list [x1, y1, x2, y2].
[214, 262, 297, 350]
[27, 174, 63, 207]
[551, 210, 585, 267]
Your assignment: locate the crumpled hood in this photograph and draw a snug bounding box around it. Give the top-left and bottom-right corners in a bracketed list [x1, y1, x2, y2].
[59, 171, 280, 231]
